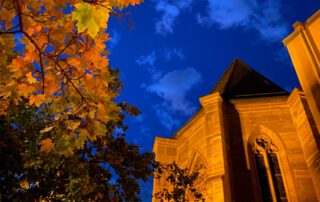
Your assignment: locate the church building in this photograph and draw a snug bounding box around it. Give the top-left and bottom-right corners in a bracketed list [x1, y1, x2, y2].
[152, 10, 320, 202]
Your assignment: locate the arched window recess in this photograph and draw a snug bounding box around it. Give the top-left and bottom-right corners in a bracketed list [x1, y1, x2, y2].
[252, 136, 288, 202]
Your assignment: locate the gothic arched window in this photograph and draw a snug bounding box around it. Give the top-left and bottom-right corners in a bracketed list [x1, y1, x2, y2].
[252, 136, 288, 202]
[188, 154, 208, 200]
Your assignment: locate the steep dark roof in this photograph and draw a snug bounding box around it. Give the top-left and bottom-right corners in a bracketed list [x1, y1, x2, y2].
[212, 59, 289, 99]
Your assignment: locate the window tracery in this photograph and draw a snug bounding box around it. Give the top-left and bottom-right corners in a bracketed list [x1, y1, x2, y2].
[252, 136, 287, 202]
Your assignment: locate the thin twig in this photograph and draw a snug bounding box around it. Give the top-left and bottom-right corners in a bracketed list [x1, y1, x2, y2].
[55, 34, 81, 56]
[54, 60, 91, 106]
[21, 12, 47, 23]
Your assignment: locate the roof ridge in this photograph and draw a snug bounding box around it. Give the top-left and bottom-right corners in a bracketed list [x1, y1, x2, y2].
[210, 58, 288, 99]
[211, 58, 239, 93]
[238, 60, 288, 93]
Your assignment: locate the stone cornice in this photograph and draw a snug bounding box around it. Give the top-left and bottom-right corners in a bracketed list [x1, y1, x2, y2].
[283, 9, 320, 46]
[153, 136, 176, 153]
[287, 88, 305, 105]
[199, 92, 223, 107]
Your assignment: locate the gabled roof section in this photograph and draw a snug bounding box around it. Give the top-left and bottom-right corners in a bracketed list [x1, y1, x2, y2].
[212, 59, 289, 99]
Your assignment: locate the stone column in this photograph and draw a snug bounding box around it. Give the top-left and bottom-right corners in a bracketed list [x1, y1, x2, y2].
[288, 89, 320, 200]
[200, 92, 231, 202]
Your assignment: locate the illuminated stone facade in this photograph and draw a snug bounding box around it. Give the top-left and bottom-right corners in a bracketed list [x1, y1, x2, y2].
[153, 10, 320, 202]
[284, 10, 320, 135]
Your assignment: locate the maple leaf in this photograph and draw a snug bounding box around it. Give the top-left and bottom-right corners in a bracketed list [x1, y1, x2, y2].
[72, 3, 110, 37]
[23, 43, 37, 63]
[29, 94, 46, 107]
[1, 0, 147, 194]
[0, 79, 16, 99]
[66, 120, 81, 131]
[40, 138, 54, 153]
[68, 58, 82, 72]
[110, 0, 143, 9]
[17, 83, 35, 98]
[9, 57, 24, 76]
[44, 74, 59, 96]
[26, 72, 37, 84]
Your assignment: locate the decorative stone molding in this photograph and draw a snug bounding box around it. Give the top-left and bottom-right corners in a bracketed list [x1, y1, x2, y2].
[199, 92, 223, 108]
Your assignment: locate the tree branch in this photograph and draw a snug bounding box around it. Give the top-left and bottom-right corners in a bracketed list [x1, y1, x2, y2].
[0, 25, 21, 35]
[54, 60, 91, 107]
[14, 0, 46, 93]
[55, 34, 81, 57]
[0, 30, 21, 35]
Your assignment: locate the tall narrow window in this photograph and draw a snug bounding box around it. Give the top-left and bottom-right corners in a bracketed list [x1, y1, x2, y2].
[252, 136, 288, 202]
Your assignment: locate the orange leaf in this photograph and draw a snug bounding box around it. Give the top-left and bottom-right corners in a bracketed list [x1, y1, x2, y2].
[29, 94, 45, 107]
[44, 74, 58, 96]
[17, 83, 34, 98]
[9, 57, 24, 74]
[23, 43, 37, 62]
[68, 58, 81, 71]
[40, 138, 54, 153]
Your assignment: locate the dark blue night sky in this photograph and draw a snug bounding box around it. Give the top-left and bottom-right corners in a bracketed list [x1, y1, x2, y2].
[106, 1, 320, 200]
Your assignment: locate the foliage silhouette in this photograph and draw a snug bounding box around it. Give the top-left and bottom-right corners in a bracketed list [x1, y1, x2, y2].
[154, 162, 205, 202]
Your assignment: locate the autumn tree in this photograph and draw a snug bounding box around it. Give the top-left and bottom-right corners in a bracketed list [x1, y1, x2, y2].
[1, 0, 143, 155]
[0, 0, 158, 201]
[154, 162, 205, 202]
[0, 100, 154, 201]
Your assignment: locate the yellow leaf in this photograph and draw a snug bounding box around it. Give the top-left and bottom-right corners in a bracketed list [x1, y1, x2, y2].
[0, 79, 16, 98]
[40, 126, 54, 134]
[26, 72, 37, 84]
[29, 94, 45, 107]
[72, 2, 110, 37]
[67, 120, 81, 131]
[71, 120, 81, 130]
[40, 138, 54, 153]
[20, 180, 29, 190]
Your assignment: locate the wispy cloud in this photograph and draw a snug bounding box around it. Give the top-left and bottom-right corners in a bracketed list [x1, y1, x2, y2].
[197, 0, 288, 40]
[136, 49, 185, 81]
[155, 108, 180, 130]
[136, 49, 200, 130]
[154, 0, 193, 35]
[108, 30, 121, 49]
[146, 67, 201, 115]
[163, 48, 185, 61]
[136, 51, 157, 66]
[136, 51, 162, 81]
